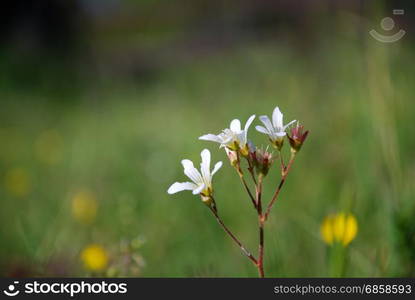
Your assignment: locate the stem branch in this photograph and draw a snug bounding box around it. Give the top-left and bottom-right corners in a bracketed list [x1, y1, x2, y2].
[208, 205, 258, 265]
[279, 150, 285, 174]
[246, 157, 258, 185]
[239, 175, 257, 209]
[235, 151, 257, 208]
[264, 152, 297, 221]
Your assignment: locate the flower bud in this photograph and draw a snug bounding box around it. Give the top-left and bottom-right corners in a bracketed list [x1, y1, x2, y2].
[225, 148, 238, 167]
[251, 147, 273, 176]
[287, 123, 309, 152]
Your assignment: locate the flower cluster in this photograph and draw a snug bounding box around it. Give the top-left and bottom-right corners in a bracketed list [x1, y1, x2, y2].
[168, 106, 308, 202]
[167, 106, 308, 278]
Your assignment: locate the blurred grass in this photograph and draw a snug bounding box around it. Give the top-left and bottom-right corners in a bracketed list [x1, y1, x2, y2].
[0, 29, 414, 277]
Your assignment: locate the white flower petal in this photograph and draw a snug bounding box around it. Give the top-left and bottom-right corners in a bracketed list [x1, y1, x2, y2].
[200, 149, 211, 184]
[217, 130, 235, 148]
[199, 134, 222, 143]
[181, 159, 203, 184]
[255, 125, 269, 134]
[211, 161, 223, 176]
[230, 119, 241, 132]
[283, 119, 297, 130]
[238, 131, 247, 146]
[167, 182, 197, 194]
[221, 135, 233, 145]
[244, 115, 256, 132]
[243, 114, 255, 144]
[259, 115, 274, 133]
[272, 106, 283, 129]
[192, 183, 206, 195]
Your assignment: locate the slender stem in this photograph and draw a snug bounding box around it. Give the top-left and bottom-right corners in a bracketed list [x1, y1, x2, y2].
[258, 221, 264, 277]
[246, 157, 258, 185]
[264, 152, 297, 221]
[208, 205, 258, 265]
[279, 150, 285, 174]
[256, 174, 265, 277]
[239, 175, 257, 209]
[235, 151, 256, 208]
[255, 174, 263, 215]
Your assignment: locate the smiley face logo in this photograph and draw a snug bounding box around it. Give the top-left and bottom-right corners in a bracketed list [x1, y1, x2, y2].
[370, 10, 405, 43]
[3, 281, 20, 297]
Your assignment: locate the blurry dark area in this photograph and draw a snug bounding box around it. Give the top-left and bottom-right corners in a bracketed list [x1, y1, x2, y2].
[0, 1, 86, 91]
[0, 0, 413, 92]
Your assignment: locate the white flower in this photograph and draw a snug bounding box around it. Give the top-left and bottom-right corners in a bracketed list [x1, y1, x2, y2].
[167, 149, 223, 196]
[255, 106, 295, 144]
[199, 115, 256, 152]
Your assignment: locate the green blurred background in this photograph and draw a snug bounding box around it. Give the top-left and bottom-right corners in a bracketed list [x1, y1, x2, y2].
[0, 0, 414, 277]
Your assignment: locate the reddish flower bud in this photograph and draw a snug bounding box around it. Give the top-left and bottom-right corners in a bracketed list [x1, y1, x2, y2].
[288, 123, 309, 152]
[251, 147, 273, 176]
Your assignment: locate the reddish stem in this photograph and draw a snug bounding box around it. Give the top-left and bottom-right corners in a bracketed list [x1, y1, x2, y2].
[239, 174, 257, 209]
[246, 157, 258, 185]
[208, 205, 258, 266]
[264, 152, 297, 221]
[279, 150, 285, 173]
[256, 174, 265, 278]
[258, 222, 264, 278]
[235, 151, 257, 208]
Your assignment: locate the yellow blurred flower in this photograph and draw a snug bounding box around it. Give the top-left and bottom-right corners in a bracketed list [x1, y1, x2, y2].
[81, 244, 109, 272]
[35, 129, 63, 165]
[4, 167, 31, 197]
[320, 212, 358, 246]
[71, 190, 98, 224]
